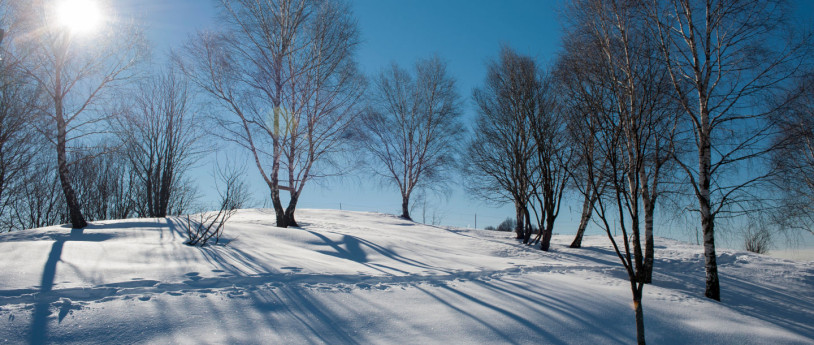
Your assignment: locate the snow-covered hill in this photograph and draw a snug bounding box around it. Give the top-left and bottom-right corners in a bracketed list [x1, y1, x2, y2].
[0, 209, 811, 344]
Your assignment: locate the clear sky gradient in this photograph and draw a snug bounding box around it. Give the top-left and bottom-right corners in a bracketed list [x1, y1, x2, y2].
[114, 0, 814, 252]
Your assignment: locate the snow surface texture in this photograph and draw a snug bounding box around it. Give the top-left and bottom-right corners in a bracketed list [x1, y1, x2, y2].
[0, 209, 812, 344]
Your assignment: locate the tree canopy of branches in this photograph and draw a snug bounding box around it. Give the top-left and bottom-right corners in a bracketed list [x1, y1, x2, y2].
[466, 46, 537, 241]
[556, 32, 614, 249]
[114, 67, 200, 218]
[770, 72, 814, 236]
[12, 0, 145, 229]
[467, 46, 570, 250]
[180, 0, 365, 228]
[526, 70, 571, 251]
[0, 30, 39, 232]
[357, 56, 464, 220]
[68, 145, 135, 221]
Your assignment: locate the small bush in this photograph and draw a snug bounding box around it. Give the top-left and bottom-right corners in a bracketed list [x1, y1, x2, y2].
[744, 227, 771, 254]
[185, 163, 250, 246]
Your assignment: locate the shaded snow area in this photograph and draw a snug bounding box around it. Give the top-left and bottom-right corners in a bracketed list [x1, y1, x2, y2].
[0, 209, 812, 344]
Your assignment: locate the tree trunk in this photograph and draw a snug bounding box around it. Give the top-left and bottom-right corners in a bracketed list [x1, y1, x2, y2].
[157, 160, 172, 217]
[56, 144, 86, 229]
[522, 206, 532, 244]
[541, 216, 554, 251]
[698, 115, 720, 301]
[701, 210, 719, 301]
[570, 186, 595, 248]
[643, 200, 655, 283]
[284, 191, 300, 227]
[55, 77, 86, 229]
[633, 289, 645, 345]
[401, 194, 411, 220]
[271, 187, 287, 228]
[515, 202, 524, 240]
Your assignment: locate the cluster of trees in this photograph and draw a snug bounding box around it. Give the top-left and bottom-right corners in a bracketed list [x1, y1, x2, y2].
[0, 0, 365, 233]
[461, 1, 810, 343]
[0, 0, 205, 231]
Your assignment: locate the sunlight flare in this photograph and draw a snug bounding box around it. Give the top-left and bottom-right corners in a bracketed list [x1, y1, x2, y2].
[56, 0, 102, 34]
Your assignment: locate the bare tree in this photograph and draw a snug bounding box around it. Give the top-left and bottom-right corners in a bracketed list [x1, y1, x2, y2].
[68, 146, 135, 221]
[570, 0, 679, 284]
[11, 0, 145, 229]
[645, 0, 809, 301]
[591, 126, 649, 345]
[7, 157, 64, 231]
[770, 72, 814, 236]
[559, 0, 683, 341]
[357, 56, 463, 220]
[527, 70, 572, 251]
[0, 34, 39, 231]
[179, 0, 364, 228]
[555, 33, 613, 249]
[113, 67, 200, 218]
[466, 46, 537, 241]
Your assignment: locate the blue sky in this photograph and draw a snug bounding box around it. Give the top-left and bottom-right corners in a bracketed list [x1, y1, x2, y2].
[115, 0, 814, 250]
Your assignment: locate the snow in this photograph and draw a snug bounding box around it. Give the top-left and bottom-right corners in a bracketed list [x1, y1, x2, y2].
[0, 209, 812, 344]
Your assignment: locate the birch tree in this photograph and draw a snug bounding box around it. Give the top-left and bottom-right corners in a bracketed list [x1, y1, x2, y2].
[0, 30, 39, 231]
[645, 0, 808, 300]
[560, 0, 681, 341]
[179, 0, 364, 227]
[555, 33, 613, 249]
[114, 67, 200, 218]
[770, 72, 814, 236]
[466, 46, 536, 241]
[12, 0, 145, 229]
[527, 70, 572, 251]
[357, 56, 464, 220]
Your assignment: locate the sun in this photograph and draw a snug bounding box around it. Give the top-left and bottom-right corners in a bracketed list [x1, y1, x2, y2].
[56, 0, 102, 34]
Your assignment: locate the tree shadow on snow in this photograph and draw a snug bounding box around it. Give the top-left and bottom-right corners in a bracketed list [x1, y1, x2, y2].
[647, 254, 814, 339]
[28, 228, 115, 344]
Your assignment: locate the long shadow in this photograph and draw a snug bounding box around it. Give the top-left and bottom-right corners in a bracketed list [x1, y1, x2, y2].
[557, 248, 623, 268]
[482, 277, 629, 343]
[306, 231, 368, 263]
[162, 217, 187, 241]
[306, 227, 446, 273]
[164, 217, 194, 241]
[415, 285, 523, 345]
[29, 228, 114, 344]
[571, 243, 814, 340]
[441, 284, 567, 345]
[648, 254, 814, 339]
[198, 244, 277, 276]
